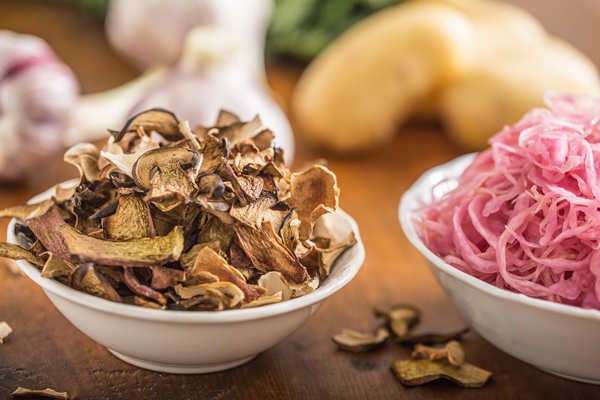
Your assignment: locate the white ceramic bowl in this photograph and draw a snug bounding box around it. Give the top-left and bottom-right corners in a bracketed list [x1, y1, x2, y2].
[400, 153, 600, 384]
[8, 187, 364, 374]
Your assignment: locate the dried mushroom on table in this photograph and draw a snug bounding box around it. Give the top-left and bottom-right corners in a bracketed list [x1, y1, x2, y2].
[0, 109, 356, 311]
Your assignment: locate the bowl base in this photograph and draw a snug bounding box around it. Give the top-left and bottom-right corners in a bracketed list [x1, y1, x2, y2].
[108, 349, 258, 374]
[541, 369, 600, 385]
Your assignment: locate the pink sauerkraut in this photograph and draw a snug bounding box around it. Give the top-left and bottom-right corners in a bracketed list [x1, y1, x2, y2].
[417, 93, 600, 310]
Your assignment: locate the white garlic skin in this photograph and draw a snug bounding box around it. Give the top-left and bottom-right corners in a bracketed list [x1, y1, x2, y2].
[0, 31, 79, 182]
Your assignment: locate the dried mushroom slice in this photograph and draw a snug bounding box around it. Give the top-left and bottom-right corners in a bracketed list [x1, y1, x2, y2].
[390, 358, 492, 388]
[198, 134, 229, 174]
[314, 232, 357, 279]
[188, 246, 260, 302]
[215, 109, 241, 127]
[114, 108, 183, 142]
[412, 340, 465, 367]
[0, 321, 12, 344]
[290, 276, 320, 298]
[60, 224, 184, 267]
[287, 165, 339, 240]
[150, 265, 186, 290]
[26, 205, 79, 266]
[376, 304, 421, 339]
[41, 253, 75, 278]
[230, 191, 278, 229]
[133, 295, 167, 310]
[241, 291, 284, 308]
[53, 184, 77, 204]
[333, 327, 389, 353]
[234, 220, 309, 284]
[102, 188, 155, 240]
[72, 263, 122, 303]
[219, 161, 259, 206]
[64, 142, 100, 184]
[178, 120, 201, 152]
[132, 147, 201, 212]
[174, 282, 244, 309]
[123, 267, 166, 305]
[100, 135, 160, 177]
[0, 242, 44, 267]
[11, 387, 69, 399]
[398, 327, 470, 345]
[257, 271, 292, 301]
[0, 199, 54, 222]
[196, 173, 225, 203]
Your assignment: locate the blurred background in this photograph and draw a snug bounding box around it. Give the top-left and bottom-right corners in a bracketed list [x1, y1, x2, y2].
[1, 0, 600, 183]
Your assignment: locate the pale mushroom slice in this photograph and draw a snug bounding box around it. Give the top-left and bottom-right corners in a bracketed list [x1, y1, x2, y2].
[174, 282, 245, 309]
[64, 142, 100, 184]
[11, 387, 69, 400]
[187, 246, 260, 302]
[114, 108, 183, 142]
[314, 232, 358, 279]
[332, 327, 389, 353]
[234, 220, 309, 284]
[132, 146, 201, 212]
[287, 165, 340, 240]
[100, 135, 160, 177]
[290, 275, 320, 298]
[376, 304, 421, 339]
[0, 321, 12, 344]
[257, 271, 293, 301]
[412, 340, 465, 367]
[241, 291, 284, 308]
[178, 120, 201, 152]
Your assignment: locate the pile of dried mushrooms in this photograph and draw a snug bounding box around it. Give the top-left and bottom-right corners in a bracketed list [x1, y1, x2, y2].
[0, 109, 356, 311]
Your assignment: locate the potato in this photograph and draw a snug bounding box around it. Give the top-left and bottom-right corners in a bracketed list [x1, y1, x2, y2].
[291, 1, 475, 153]
[440, 41, 600, 149]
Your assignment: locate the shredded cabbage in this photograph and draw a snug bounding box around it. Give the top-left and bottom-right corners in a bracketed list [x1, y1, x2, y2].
[417, 92, 600, 310]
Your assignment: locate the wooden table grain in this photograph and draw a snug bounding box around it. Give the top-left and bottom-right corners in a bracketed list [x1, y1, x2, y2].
[0, 2, 598, 399]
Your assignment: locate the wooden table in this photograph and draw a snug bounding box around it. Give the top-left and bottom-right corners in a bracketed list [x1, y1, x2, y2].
[0, 2, 598, 399]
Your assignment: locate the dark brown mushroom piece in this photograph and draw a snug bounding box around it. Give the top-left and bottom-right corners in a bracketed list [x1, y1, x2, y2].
[234, 220, 309, 284]
[113, 108, 183, 142]
[132, 146, 201, 212]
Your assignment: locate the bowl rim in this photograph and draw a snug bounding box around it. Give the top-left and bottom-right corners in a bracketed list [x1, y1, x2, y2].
[8, 183, 365, 324]
[399, 153, 600, 321]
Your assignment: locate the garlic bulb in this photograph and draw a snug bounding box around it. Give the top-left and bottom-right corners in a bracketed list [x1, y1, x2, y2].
[127, 26, 295, 162]
[69, 0, 295, 163]
[0, 30, 79, 182]
[105, 0, 273, 77]
[105, 0, 211, 70]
